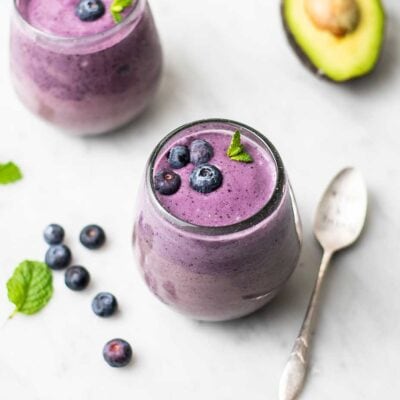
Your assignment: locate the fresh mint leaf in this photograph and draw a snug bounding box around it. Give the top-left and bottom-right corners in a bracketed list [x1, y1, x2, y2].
[227, 131, 241, 157]
[0, 162, 22, 185]
[230, 153, 253, 163]
[111, 0, 133, 23]
[226, 131, 253, 163]
[228, 144, 244, 157]
[7, 260, 53, 318]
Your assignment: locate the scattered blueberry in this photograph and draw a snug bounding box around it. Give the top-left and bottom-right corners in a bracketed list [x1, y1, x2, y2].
[92, 292, 118, 317]
[65, 266, 90, 291]
[76, 0, 105, 22]
[103, 338, 132, 368]
[167, 145, 190, 169]
[154, 169, 181, 195]
[190, 139, 214, 166]
[43, 224, 65, 245]
[80, 225, 106, 249]
[45, 244, 72, 270]
[190, 164, 223, 194]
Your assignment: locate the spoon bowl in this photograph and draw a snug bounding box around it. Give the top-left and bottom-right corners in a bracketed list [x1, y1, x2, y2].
[314, 167, 368, 253]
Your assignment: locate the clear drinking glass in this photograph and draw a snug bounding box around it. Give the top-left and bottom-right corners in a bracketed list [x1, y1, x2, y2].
[10, 0, 162, 135]
[133, 119, 302, 321]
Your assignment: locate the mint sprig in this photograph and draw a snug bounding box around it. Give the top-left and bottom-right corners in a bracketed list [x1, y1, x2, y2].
[226, 131, 253, 163]
[230, 152, 253, 163]
[7, 260, 53, 318]
[0, 162, 22, 185]
[111, 0, 133, 23]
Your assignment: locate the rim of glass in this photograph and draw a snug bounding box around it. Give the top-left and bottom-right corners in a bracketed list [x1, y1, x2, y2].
[146, 118, 287, 236]
[13, 0, 145, 45]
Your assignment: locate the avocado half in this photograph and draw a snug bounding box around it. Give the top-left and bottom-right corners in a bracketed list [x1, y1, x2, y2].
[281, 0, 385, 82]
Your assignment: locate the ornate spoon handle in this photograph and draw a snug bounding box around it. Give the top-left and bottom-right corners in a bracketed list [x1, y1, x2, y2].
[279, 251, 332, 400]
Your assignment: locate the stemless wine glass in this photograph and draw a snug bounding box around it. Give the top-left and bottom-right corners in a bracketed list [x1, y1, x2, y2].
[133, 119, 302, 321]
[10, 0, 162, 135]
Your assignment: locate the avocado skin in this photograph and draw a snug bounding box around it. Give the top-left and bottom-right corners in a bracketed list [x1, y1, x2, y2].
[280, 1, 383, 83]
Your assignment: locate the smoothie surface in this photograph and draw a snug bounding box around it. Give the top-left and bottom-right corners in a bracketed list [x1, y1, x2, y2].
[19, 0, 134, 37]
[154, 126, 278, 227]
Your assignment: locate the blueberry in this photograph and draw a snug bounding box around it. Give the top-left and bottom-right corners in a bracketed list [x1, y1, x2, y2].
[167, 145, 190, 169]
[154, 169, 181, 195]
[92, 292, 118, 317]
[76, 0, 105, 22]
[190, 139, 214, 166]
[45, 244, 72, 270]
[190, 164, 223, 194]
[103, 339, 132, 368]
[80, 225, 106, 249]
[43, 224, 64, 245]
[65, 266, 90, 291]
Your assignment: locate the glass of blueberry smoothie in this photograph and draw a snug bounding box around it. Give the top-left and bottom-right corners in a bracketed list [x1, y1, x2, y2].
[134, 119, 302, 321]
[10, 0, 162, 135]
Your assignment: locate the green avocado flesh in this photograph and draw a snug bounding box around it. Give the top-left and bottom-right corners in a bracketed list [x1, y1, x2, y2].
[282, 0, 385, 82]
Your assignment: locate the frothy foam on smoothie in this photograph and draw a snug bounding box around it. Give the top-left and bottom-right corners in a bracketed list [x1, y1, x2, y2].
[18, 0, 134, 37]
[154, 125, 278, 227]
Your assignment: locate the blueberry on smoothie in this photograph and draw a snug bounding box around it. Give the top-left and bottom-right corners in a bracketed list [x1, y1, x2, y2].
[155, 169, 181, 195]
[92, 292, 118, 317]
[65, 266, 90, 291]
[43, 224, 65, 245]
[103, 339, 132, 368]
[190, 139, 214, 166]
[45, 244, 72, 270]
[190, 164, 223, 194]
[80, 225, 106, 249]
[167, 145, 190, 169]
[76, 0, 106, 22]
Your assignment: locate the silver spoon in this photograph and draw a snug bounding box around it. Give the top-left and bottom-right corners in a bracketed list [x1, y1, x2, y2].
[279, 167, 368, 400]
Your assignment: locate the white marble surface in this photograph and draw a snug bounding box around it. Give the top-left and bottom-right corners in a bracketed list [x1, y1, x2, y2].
[1, 0, 400, 399]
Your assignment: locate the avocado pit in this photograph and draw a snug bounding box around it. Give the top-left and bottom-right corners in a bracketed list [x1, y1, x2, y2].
[305, 0, 360, 37]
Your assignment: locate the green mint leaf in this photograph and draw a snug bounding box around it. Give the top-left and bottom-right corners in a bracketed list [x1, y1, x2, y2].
[7, 260, 53, 318]
[229, 144, 244, 157]
[226, 131, 253, 163]
[0, 162, 23, 185]
[230, 152, 253, 163]
[227, 131, 242, 157]
[112, 12, 123, 23]
[111, 0, 133, 23]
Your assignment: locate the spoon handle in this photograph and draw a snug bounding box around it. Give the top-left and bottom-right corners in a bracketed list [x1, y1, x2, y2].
[279, 251, 332, 400]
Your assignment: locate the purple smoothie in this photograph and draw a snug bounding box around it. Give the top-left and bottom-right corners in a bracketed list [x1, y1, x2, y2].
[10, 0, 162, 135]
[134, 120, 302, 321]
[154, 128, 277, 227]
